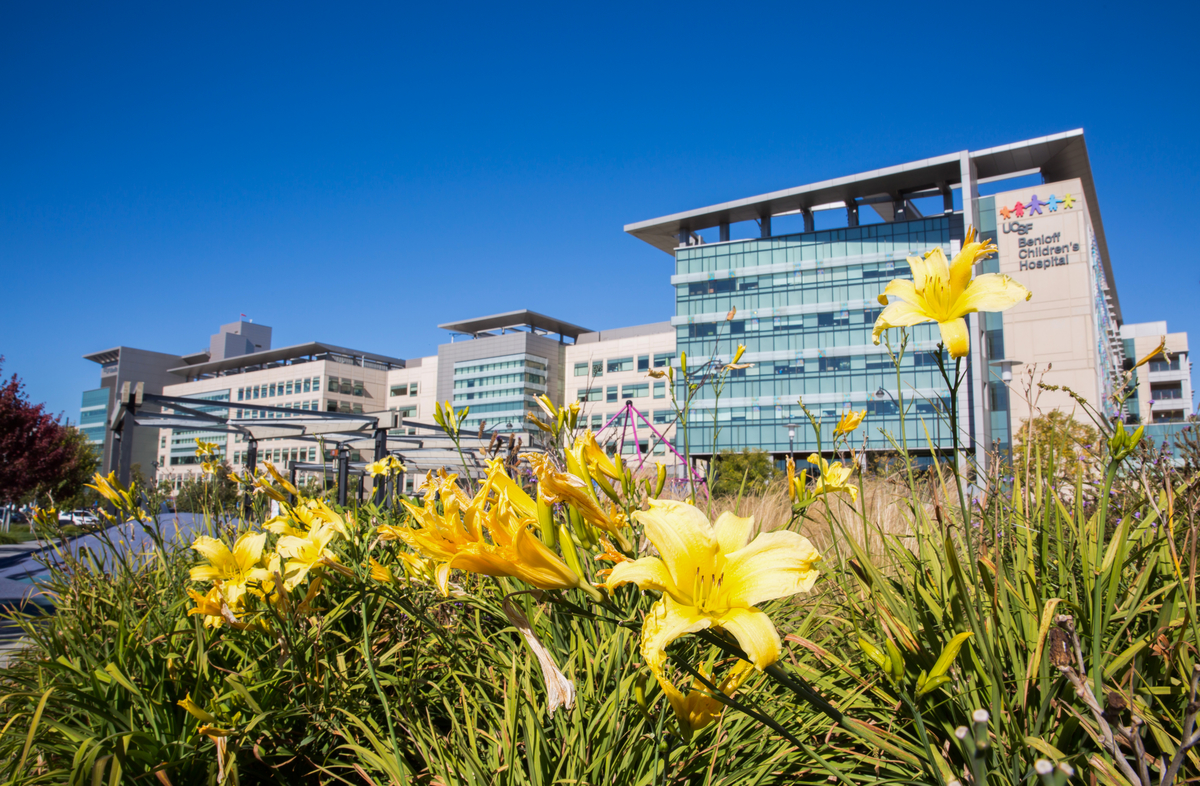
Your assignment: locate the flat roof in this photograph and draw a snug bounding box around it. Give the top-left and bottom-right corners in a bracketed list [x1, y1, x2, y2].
[167, 342, 406, 377]
[438, 309, 592, 339]
[83, 348, 121, 365]
[625, 130, 1119, 319]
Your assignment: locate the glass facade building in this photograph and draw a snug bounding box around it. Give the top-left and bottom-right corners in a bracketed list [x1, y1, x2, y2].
[79, 388, 111, 458]
[674, 217, 964, 456]
[454, 352, 550, 433]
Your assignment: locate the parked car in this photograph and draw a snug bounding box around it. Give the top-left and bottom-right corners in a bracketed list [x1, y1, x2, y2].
[62, 510, 100, 526]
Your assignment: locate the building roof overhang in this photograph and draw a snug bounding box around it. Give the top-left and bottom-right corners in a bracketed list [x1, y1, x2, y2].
[83, 348, 122, 365]
[167, 342, 406, 377]
[438, 309, 592, 339]
[625, 130, 1119, 320]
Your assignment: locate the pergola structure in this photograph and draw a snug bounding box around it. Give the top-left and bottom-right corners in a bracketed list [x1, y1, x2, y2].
[106, 382, 530, 508]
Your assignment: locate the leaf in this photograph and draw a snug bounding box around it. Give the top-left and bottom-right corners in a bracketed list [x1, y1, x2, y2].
[928, 631, 974, 682]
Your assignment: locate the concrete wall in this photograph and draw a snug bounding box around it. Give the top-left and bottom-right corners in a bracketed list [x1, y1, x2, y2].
[104, 347, 188, 479]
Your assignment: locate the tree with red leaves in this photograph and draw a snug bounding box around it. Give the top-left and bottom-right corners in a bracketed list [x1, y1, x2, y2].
[0, 356, 82, 505]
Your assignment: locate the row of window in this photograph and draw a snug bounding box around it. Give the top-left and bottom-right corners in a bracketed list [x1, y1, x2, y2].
[683, 265, 899, 297]
[454, 386, 531, 402]
[237, 377, 321, 401]
[235, 401, 321, 419]
[390, 382, 420, 397]
[454, 372, 545, 389]
[577, 382, 668, 402]
[455, 358, 547, 376]
[573, 353, 675, 377]
[1148, 356, 1185, 373]
[232, 447, 318, 465]
[327, 376, 367, 397]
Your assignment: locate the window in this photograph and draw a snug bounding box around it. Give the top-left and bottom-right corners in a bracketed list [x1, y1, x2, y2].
[1151, 382, 1183, 400]
[652, 410, 672, 425]
[237, 388, 244, 401]
[621, 383, 649, 399]
[303, 378, 311, 393]
[253, 386, 260, 399]
[1153, 410, 1184, 423]
[637, 356, 649, 372]
[578, 387, 602, 402]
[591, 414, 603, 429]
[327, 401, 338, 412]
[688, 323, 717, 338]
[269, 383, 277, 397]
[818, 356, 851, 372]
[775, 363, 804, 375]
[607, 357, 634, 373]
[353, 381, 365, 397]
[395, 405, 417, 417]
[301, 401, 309, 411]
[390, 385, 408, 397]
[353, 403, 364, 414]
[653, 382, 666, 399]
[688, 279, 734, 295]
[653, 353, 674, 368]
[574, 362, 590, 377]
[606, 386, 618, 403]
[308, 447, 317, 461]
[285, 381, 293, 396]
[1148, 356, 1183, 373]
[914, 351, 945, 368]
[340, 379, 352, 396]
[818, 311, 849, 327]
[409, 382, 418, 395]
[327, 377, 339, 393]
[338, 402, 352, 414]
[592, 360, 604, 377]
[310, 376, 319, 391]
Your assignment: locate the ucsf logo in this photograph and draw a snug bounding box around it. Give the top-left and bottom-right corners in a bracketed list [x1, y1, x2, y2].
[1001, 222, 1033, 235]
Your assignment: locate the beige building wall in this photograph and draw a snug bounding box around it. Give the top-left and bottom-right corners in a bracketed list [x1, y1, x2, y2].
[566, 323, 679, 466]
[992, 177, 1122, 429]
[384, 356, 440, 432]
[159, 358, 390, 484]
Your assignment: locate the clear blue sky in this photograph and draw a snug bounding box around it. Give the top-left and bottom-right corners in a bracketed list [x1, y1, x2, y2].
[2, 1, 1197, 420]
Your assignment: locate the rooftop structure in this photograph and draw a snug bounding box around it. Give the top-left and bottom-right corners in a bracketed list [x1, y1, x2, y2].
[169, 342, 406, 381]
[625, 129, 1119, 320]
[438, 309, 592, 341]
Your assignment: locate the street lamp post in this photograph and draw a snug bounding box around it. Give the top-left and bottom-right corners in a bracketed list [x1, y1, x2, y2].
[785, 423, 800, 461]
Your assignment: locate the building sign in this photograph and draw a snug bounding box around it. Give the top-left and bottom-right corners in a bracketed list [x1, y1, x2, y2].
[992, 180, 1086, 275]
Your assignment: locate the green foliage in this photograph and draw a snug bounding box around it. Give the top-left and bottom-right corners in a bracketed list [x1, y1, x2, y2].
[36, 425, 98, 509]
[710, 448, 780, 498]
[1013, 409, 1100, 483]
[174, 464, 241, 513]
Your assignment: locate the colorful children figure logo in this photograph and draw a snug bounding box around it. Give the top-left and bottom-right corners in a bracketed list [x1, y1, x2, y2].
[998, 192, 1075, 219]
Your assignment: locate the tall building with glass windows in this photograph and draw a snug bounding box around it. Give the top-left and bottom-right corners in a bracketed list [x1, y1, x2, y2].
[625, 130, 1141, 467]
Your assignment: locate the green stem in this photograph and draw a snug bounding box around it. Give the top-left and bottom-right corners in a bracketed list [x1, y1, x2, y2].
[360, 589, 404, 779]
[1091, 461, 1119, 698]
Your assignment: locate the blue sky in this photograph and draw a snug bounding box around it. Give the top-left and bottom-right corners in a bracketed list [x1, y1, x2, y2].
[2, 1, 1197, 419]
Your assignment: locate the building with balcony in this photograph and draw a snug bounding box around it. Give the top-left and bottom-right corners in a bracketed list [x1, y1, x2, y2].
[1122, 322, 1192, 425]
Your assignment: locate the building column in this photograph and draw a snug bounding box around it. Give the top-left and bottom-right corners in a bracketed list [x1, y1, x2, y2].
[846, 201, 859, 227]
[940, 181, 954, 214]
[719, 221, 729, 242]
[892, 194, 907, 222]
[759, 213, 771, 238]
[801, 207, 814, 233]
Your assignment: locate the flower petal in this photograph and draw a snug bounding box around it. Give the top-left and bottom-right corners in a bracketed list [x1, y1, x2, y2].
[938, 317, 970, 358]
[713, 511, 755, 555]
[872, 301, 934, 345]
[232, 532, 266, 571]
[720, 531, 822, 607]
[640, 596, 714, 706]
[192, 536, 232, 569]
[716, 607, 782, 670]
[635, 500, 717, 593]
[607, 556, 686, 602]
[923, 247, 951, 287]
[881, 278, 923, 307]
[904, 255, 931, 292]
[951, 273, 1031, 316]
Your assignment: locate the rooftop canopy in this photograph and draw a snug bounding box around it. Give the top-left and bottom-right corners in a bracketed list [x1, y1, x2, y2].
[168, 341, 406, 379]
[624, 130, 1116, 318]
[438, 309, 592, 340]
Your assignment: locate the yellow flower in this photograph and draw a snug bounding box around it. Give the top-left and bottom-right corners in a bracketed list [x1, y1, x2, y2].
[872, 227, 1030, 358]
[190, 533, 270, 604]
[186, 586, 249, 629]
[607, 500, 820, 731]
[276, 521, 341, 590]
[673, 660, 755, 739]
[368, 557, 396, 584]
[574, 430, 621, 480]
[194, 439, 219, 458]
[395, 464, 588, 597]
[807, 453, 858, 503]
[178, 694, 218, 724]
[200, 460, 220, 475]
[530, 453, 625, 535]
[365, 459, 389, 477]
[87, 472, 133, 508]
[834, 409, 866, 436]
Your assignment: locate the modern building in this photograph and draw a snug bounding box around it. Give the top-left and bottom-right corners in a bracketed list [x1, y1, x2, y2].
[625, 129, 1185, 467]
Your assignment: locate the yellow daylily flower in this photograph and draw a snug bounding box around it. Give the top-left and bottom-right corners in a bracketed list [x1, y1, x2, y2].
[530, 453, 626, 536]
[606, 500, 820, 731]
[194, 439, 219, 457]
[190, 532, 270, 594]
[807, 454, 858, 503]
[178, 694, 218, 724]
[87, 472, 134, 508]
[394, 465, 590, 597]
[872, 227, 1030, 358]
[673, 660, 756, 740]
[365, 459, 389, 477]
[200, 460, 219, 475]
[187, 586, 239, 629]
[276, 521, 341, 590]
[834, 409, 866, 436]
[368, 557, 396, 584]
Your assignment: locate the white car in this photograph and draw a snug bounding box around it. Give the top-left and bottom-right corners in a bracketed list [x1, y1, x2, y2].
[63, 510, 100, 526]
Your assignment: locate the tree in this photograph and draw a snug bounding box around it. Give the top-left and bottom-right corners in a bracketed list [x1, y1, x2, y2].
[41, 425, 100, 509]
[0, 357, 78, 505]
[710, 448, 780, 498]
[1012, 409, 1101, 486]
